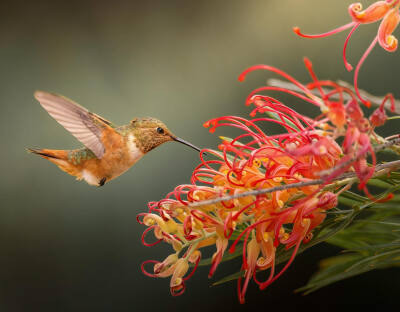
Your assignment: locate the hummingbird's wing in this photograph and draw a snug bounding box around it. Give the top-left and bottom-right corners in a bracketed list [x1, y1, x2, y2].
[34, 91, 115, 159]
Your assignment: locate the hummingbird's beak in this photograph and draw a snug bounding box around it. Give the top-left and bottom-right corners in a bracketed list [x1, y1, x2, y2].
[172, 136, 202, 153]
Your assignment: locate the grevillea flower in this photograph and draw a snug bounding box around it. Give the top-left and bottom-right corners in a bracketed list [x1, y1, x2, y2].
[294, 0, 400, 106]
[138, 59, 392, 303]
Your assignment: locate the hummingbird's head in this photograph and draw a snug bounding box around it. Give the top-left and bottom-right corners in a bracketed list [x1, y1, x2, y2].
[130, 118, 202, 153]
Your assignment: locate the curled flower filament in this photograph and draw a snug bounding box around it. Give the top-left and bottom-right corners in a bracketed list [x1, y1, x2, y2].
[294, 0, 400, 106]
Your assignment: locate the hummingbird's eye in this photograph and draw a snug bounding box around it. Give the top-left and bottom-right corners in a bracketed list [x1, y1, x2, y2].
[156, 127, 165, 134]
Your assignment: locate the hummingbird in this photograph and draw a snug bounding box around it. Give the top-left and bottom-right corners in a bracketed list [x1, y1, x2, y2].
[29, 91, 202, 186]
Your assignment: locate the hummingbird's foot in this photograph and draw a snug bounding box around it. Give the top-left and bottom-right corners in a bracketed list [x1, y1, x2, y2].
[98, 177, 106, 187]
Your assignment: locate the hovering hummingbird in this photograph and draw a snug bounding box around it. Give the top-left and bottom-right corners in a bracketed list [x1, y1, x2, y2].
[29, 91, 202, 186]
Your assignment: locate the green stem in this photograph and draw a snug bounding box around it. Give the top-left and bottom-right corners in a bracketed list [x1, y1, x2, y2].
[387, 116, 400, 120]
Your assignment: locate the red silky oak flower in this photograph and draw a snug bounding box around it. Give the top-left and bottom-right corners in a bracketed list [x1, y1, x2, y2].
[294, 0, 400, 106]
[208, 237, 228, 278]
[139, 59, 393, 303]
[140, 107, 341, 302]
[238, 237, 260, 304]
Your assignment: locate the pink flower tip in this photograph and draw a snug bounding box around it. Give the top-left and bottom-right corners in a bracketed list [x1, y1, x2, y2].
[292, 26, 314, 38]
[345, 62, 354, 71]
[203, 121, 210, 128]
[380, 193, 394, 202]
[238, 73, 246, 82]
[303, 57, 313, 69]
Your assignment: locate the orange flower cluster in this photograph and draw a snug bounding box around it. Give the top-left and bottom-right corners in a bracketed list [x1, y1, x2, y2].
[294, 0, 400, 106]
[139, 59, 391, 303]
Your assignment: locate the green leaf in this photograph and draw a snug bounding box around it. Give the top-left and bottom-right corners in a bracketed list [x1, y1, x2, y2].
[340, 191, 368, 202]
[212, 270, 243, 286]
[338, 196, 360, 207]
[298, 198, 400, 294]
[367, 178, 394, 189]
[297, 248, 400, 294]
[265, 111, 302, 132]
[197, 244, 243, 267]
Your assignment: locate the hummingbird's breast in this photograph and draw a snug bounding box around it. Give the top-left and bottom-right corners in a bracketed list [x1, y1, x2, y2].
[77, 128, 144, 185]
[102, 132, 144, 179]
[126, 133, 144, 164]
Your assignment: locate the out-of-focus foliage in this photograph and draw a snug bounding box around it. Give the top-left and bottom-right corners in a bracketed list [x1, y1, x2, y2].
[299, 183, 400, 293]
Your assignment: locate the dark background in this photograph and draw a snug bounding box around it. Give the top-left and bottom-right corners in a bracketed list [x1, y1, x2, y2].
[0, 0, 398, 311]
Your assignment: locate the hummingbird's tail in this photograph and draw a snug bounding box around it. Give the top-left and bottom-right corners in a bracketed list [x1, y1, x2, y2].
[27, 148, 64, 159]
[27, 148, 82, 179]
[27, 148, 70, 160]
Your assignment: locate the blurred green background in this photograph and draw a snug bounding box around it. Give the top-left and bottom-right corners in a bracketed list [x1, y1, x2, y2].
[0, 0, 398, 311]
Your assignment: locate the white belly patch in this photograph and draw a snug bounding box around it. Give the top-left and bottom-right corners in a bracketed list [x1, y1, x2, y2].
[82, 170, 100, 186]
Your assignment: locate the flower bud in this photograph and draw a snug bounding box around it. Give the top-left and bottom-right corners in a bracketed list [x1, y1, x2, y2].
[349, 1, 390, 24]
[170, 258, 189, 289]
[188, 250, 201, 263]
[378, 7, 400, 51]
[154, 254, 178, 275]
[370, 107, 387, 127]
[318, 192, 338, 210]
